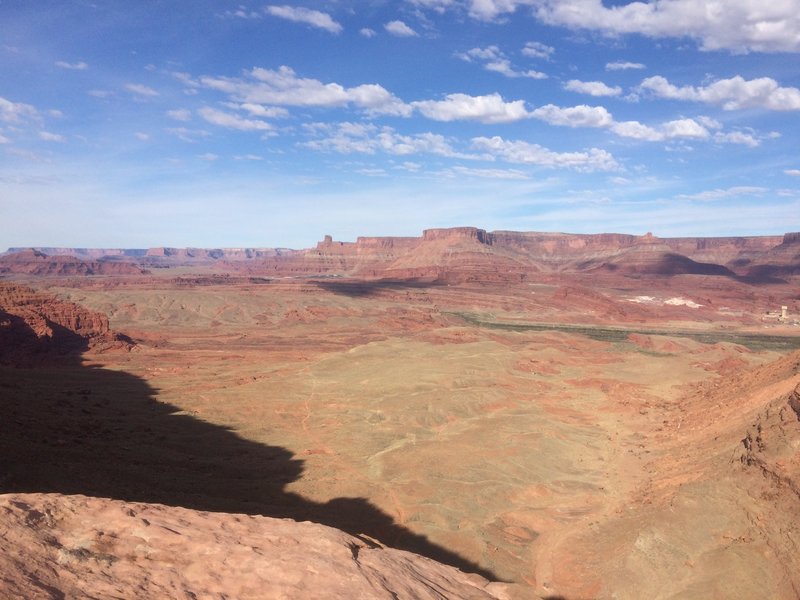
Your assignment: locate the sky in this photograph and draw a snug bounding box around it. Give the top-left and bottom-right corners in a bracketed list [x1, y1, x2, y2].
[1, 0, 799, 249]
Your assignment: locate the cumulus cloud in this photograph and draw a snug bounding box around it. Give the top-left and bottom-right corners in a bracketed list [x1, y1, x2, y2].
[125, 83, 160, 97]
[521, 41, 555, 59]
[712, 131, 759, 147]
[639, 75, 800, 110]
[265, 5, 342, 34]
[785, 169, 800, 176]
[360, 27, 377, 37]
[233, 103, 289, 118]
[452, 1, 800, 53]
[608, 120, 661, 141]
[413, 93, 530, 123]
[458, 46, 547, 78]
[134, 132, 150, 141]
[531, 104, 614, 128]
[564, 79, 622, 97]
[610, 117, 713, 141]
[660, 118, 709, 139]
[534, 0, 800, 53]
[472, 135, 619, 172]
[199, 66, 412, 117]
[198, 107, 274, 132]
[385, 20, 418, 36]
[606, 61, 645, 71]
[530, 101, 754, 145]
[55, 60, 88, 70]
[467, 0, 537, 21]
[304, 122, 477, 159]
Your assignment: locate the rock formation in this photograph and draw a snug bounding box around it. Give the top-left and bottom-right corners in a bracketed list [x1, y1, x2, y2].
[0, 283, 131, 365]
[0, 249, 148, 276]
[0, 493, 522, 600]
[5, 229, 797, 283]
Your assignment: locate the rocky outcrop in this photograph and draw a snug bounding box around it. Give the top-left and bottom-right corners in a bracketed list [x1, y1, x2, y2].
[0, 493, 523, 600]
[0, 250, 148, 276]
[5, 229, 798, 282]
[0, 283, 131, 365]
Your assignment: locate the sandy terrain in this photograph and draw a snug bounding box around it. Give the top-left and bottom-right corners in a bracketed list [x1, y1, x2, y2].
[1, 230, 799, 598]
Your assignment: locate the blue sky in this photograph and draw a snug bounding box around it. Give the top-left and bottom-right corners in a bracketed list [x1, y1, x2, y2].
[1, 0, 799, 248]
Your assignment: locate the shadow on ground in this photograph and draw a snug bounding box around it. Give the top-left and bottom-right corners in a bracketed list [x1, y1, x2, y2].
[314, 278, 444, 297]
[0, 313, 498, 581]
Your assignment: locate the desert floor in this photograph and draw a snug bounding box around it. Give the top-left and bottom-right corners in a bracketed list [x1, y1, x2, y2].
[3, 275, 799, 599]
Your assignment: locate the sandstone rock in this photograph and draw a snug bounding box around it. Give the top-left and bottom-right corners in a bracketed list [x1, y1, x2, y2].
[0, 493, 526, 600]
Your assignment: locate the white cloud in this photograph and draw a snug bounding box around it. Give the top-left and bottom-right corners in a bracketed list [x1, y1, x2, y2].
[408, 0, 456, 12]
[660, 118, 709, 139]
[88, 89, 113, 98]
[467, 0, 537, 21]
[125, 83, 160, 97]
[675, 186, 768, 201]
[534, 0, 800, 53]
[611, 117, 715, 142]
[385, 20, 418, 37]
[565, 79, 622, 97]
[521, 41, 555, 59]
[531, 103, 741, 144]
[531, 103, 614, 127]
[166, 108, 192, 121]
[198, 107, 274, 132]
[265, 5, 342, 34]
[360, 27, 377, 37]
[0, 134, 10, 144]
[486, 59, 547, 79]
[458, 45, 547, 78]
[197, 152, 219, 161]
[606, 61, 645, 71]
[455, 0, 800, 53]
[0, 97, 38, 123]
[713, 131, 759, 147]
[609, 120, 664, 141]
[234, 154, 264, 161]
[472, 135, 619, 172]
[413, 93, 530, 123]
[785, 169, 800, 176]
[457, 45, 503, 61]
[304, 122, 477, 159]
[639, 75, 800, 110]
[200, 66, 412, 117]
[135, 132, 150, 141]
[39, 131, 65, 142]
[229, 103, 289, 118]
[55, 60, 88, 70]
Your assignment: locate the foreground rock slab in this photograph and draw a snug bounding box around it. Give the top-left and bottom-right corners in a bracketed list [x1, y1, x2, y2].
[0, 493, 529, 600]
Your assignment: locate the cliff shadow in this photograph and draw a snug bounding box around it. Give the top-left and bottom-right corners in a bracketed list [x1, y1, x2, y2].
[314, 278, 445, 298]
[0, 317, 498, 581]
